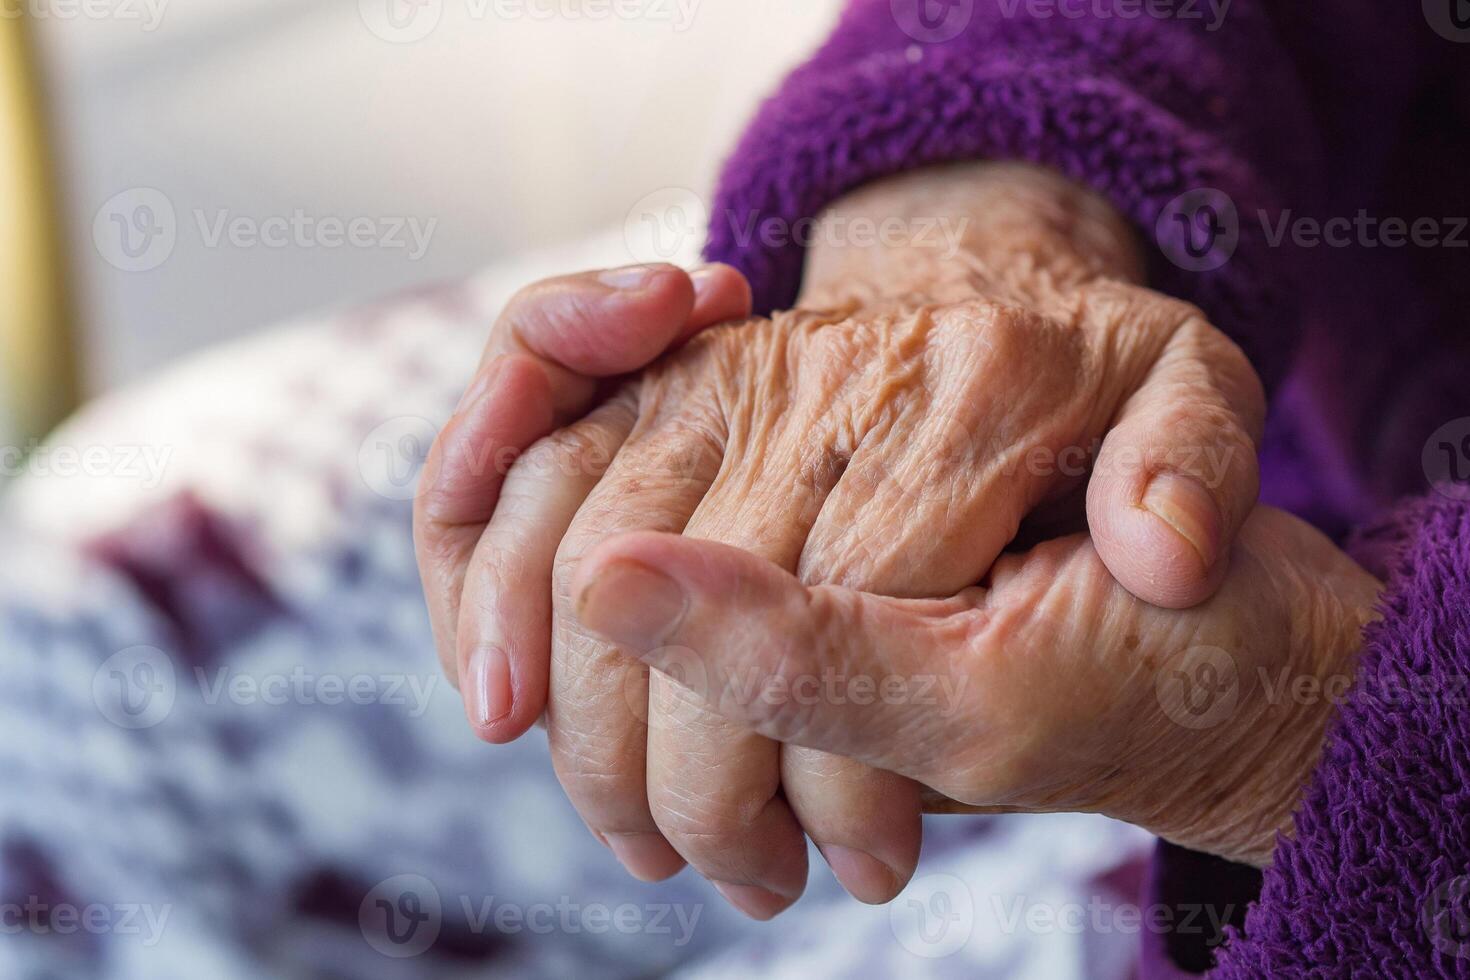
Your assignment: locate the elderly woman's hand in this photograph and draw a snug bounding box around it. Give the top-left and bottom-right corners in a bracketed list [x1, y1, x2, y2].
[571, 505, 1383, 868]
[417, 162, 1271, 914]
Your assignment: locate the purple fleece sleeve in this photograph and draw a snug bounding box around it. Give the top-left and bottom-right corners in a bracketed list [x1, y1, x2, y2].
[703, 0, 1326, 388]
[702, 1, 1441, 391]
[1142, 493, 1470, 977]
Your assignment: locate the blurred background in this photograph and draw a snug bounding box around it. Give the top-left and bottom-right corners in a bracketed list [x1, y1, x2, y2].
[1, 0, 841, 455]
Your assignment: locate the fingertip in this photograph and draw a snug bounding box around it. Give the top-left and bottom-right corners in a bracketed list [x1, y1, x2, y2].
[818, 845, 907, 905]
[573, 531, 689, 599]
[685, 263, 753, 336]
[1090, 496, 1224, 609]
[512, 265, 695, 376]
[605, 832, 688, 883]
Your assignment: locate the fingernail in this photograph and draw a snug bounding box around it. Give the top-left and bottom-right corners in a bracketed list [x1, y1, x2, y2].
[689, 264, 720, 298]
[605, 832, 686, 882]
[453, 357, 505, 416]
[465, 645, 512, 728]
[598, 264, 660, 290]
[712, 882, 792, 921]
[817, 845, 903, 905]
[575, 560, 688, 649]
[1142, 472, 1222, 570]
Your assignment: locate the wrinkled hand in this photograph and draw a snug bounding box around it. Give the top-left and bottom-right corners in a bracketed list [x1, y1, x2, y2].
[417, 162, 1273, 915]
[572, 506, 1383, 868]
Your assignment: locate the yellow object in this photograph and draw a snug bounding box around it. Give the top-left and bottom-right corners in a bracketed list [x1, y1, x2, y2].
[0, 9, 77, 445]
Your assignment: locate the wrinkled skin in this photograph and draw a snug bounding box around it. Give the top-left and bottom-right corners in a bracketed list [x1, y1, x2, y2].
[476, 278, 1265, 914]
[417, 163, 1327, 916]
[573, 505, 1383, 869]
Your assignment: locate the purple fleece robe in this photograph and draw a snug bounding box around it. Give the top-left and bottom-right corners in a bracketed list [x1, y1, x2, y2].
[704, 1, 1470, 975]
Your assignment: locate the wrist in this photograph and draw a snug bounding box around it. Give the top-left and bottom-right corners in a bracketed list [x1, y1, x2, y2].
[797, 162, 1143, 309]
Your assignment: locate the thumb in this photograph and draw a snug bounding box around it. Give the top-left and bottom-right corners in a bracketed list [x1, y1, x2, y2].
[1087, 319, 1265, 609]
[569, 531, 973, 781]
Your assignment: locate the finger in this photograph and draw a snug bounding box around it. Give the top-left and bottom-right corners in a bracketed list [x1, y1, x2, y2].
[647, 674, 809, 918]
[572, 531, 975, 780]
[414, 354, 554, 683]
[1086, 318, 1264, 608]
[781, 749, 920, 904]
[643, 438, 846, 917]
[547, 421, 725, 882]
[415, 263, 748, 686]
[456, 392, 638, 742]
[783, 463, 931, 904]
[485, 263, 751, 412]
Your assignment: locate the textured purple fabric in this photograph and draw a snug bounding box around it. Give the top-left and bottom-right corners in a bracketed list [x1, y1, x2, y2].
[705, 2, 1470, 975]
